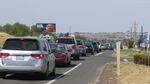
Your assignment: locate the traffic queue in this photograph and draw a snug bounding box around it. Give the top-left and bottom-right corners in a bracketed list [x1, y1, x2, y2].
[0, 34, 108, 79]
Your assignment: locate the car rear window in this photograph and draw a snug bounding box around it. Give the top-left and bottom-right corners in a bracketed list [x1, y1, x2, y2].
[50, 44, 65, 51]
[77, 40, 82, 45]
[97, 42, 100, 45]
[57, 38, 75, 44]
[3, 39, 39, 50]
[57, 44, 65, 51]
[92, 42, 97, 45]
[85, 42, 92, 47]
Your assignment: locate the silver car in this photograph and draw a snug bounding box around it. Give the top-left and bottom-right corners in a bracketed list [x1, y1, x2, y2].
[56, 37, 80, 60]
[0, 37, 56, 79]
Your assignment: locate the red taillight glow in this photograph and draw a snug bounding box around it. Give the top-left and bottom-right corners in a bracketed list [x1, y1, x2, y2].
[72, 44, 77, 49]
[31, 54, 48, 58]
[0, 53, 10, 56]
[79, 45, 84, 48]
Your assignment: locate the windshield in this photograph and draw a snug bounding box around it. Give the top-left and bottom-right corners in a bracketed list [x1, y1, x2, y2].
[77, 40, 82, 45]
[85, 42, 92, 47]
[50, 44, 65, 51]
[3, 39, 39, 50]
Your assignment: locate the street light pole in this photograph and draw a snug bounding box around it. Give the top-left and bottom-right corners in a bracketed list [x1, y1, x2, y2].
[147, 32, 150, 66]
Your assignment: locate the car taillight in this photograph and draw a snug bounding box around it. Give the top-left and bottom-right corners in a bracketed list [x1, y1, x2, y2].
[0, 53, 9, 56]
[79, 45, 84, 48]
[72, 44, 77, 49]
[31, 54, 48, 58]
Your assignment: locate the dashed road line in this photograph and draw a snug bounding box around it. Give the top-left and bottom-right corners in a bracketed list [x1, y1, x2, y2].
[46, 63, 82, 84]
[95, 52, 103, 56]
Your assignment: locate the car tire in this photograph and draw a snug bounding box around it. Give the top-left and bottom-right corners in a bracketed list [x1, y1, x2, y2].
[91, 52, 94, 55]
[97, 50, 100, 53]
[41, 65, 50, 79]
[0, 73, 6, 78]
[51, 65, 56, 76]
[68, 60, 71, 65]
[74, 54, 80, 60]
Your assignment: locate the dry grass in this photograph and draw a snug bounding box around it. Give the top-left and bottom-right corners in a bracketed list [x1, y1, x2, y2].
[0, 32, 10, 46]
[112, 49, 137, 58]
[118, 62, 150, 84]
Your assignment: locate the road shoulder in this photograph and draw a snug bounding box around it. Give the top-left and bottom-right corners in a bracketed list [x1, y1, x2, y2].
[96, 63, 117, 84]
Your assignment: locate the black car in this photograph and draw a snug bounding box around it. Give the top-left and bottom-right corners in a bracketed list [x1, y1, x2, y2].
[84, 41, 94, 55]
[92, 42, 100, 53]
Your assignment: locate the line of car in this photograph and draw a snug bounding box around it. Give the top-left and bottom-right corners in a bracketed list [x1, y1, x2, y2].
[0, 35, 112, 79]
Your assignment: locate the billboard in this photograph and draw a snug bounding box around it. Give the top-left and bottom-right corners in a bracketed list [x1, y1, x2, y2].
[36, 23, 56, 33]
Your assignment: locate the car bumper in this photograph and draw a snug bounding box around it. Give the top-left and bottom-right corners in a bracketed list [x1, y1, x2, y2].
[0, 61, 46, 74]
[56, 58, 65, 64]
[86, 49, 93, 53]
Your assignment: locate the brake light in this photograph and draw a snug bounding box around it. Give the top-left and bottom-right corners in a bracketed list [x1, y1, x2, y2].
[72, 44, 77, 49]
[31, 54, 48, 58]
[0, 53, 9, 56]
[79, 45, 84, 48]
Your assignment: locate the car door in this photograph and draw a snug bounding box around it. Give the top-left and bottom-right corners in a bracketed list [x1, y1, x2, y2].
[66, 45, 71, 61]
[44, 40, 55, 72]
[42, 40, 51, 72]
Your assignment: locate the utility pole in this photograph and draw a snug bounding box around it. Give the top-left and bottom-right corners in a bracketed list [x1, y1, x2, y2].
[133, 21, 137, 48]
[69, 25, 72, 34]
[130, 27, 133, 39]
[140, 26, 144, 48]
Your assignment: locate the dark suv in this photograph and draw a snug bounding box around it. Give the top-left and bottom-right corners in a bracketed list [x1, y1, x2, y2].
[92, 42, 100, 53]
[84, 41, 94, 55]
[56, 37, 80, 60]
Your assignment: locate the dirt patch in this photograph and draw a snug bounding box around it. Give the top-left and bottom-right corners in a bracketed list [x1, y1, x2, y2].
[97, 62, 150, 84]
[97, 63, 117, 84]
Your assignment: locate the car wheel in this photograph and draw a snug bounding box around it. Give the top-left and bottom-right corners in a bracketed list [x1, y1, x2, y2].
[91, 52, 94, 55]
[0, 73, 6, 78]
[51, 65, 56, 76]
[41, 65, 50, 79]
[84, 53, 87, 56]
[67, 60, 71, 65]
[74, 55, 79, 60]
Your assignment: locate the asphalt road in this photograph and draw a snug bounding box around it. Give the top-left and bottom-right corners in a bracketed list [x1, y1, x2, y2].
[0, 50, 115, 84]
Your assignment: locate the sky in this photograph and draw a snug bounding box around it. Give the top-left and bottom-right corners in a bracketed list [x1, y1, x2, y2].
[0, 0, 150, 33]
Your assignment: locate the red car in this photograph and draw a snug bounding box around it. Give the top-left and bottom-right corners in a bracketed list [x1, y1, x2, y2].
[50, 43, 71, 67]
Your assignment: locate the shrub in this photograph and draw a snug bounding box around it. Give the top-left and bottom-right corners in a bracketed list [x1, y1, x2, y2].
[134, 52, 150, 66]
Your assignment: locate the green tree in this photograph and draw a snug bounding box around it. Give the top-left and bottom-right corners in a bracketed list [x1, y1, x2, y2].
[75, 34, 86, 40]
[12, 22, 30, 36]
[0, 25, 3, 32]
[3, 24, 13, 34]
[30, 25, 40, 36]
[128, 39, 134, 48]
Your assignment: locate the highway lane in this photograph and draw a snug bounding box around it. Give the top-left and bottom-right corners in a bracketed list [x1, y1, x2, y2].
[0, 50, 115, 84]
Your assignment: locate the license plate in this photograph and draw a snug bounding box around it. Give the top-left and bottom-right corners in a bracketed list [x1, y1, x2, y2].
[16, 56, 24, 60]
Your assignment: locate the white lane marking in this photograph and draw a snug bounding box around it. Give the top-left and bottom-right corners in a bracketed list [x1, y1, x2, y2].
[95, 52, 103, 56]
[123, 59, 128, 62]
[46, 63, 82, 84]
